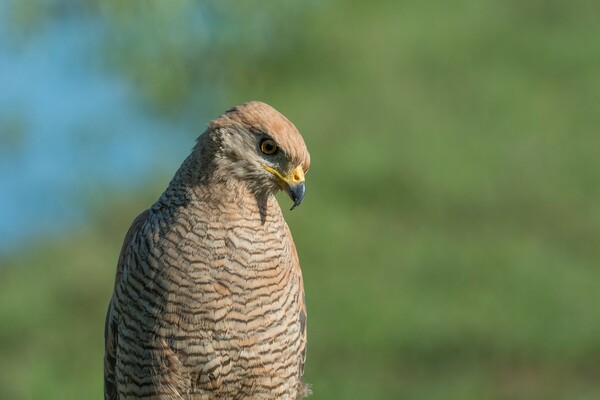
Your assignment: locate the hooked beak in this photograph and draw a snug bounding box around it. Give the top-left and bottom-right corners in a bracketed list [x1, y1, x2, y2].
[262, 165, 306, 210]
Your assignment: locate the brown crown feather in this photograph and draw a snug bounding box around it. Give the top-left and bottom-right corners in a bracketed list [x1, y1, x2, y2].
[210, 101, 310, 172]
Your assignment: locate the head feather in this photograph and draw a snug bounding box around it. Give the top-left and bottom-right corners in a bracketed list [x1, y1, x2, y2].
[210, 101, 310, 172]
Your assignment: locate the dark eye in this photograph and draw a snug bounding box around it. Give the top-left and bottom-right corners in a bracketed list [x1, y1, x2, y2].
[260, 139, 278, 155]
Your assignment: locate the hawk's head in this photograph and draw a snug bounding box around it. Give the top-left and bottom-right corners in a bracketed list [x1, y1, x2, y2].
[207, 101, 310, 210]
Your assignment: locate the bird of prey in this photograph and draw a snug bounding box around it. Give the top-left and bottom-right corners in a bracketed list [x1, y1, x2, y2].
[104, 102, 311, 400]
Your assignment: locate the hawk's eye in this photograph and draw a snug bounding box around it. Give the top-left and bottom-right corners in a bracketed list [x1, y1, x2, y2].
[260, 139, 278, 155]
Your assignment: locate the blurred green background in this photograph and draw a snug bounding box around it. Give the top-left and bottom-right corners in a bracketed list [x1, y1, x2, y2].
[1, 1, 600, 399]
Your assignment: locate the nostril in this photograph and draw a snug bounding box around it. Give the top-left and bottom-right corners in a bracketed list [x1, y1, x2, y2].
[293, 174, 300, 182]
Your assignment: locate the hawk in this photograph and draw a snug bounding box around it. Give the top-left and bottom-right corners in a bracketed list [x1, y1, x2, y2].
[104, 102, 310, 399]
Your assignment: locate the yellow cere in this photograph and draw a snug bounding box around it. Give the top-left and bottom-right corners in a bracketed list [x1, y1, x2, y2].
[262, 165, 305, 184]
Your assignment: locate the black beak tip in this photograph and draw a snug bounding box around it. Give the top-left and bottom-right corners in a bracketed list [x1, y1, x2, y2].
[288, 182, 306, 211]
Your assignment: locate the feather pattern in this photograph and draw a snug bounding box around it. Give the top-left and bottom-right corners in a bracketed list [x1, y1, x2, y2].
[105, 102, 310, 400]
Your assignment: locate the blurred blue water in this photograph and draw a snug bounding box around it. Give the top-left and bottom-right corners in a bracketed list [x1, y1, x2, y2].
[0, 8, 191, 253]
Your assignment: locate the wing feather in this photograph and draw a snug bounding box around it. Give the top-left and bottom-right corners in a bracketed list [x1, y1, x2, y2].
[286, 225, 311, 398]
[104, 210, 149, 400]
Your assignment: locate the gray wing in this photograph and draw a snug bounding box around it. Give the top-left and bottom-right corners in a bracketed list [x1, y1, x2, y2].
[287, 225, 311, 399]
[104, 210, 149, 400]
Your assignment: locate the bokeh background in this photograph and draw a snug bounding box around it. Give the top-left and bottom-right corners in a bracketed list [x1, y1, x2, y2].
[1, 1, 599, 399]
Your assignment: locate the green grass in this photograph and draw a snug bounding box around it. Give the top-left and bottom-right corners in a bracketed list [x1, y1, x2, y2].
[2, 0, 600, 398]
